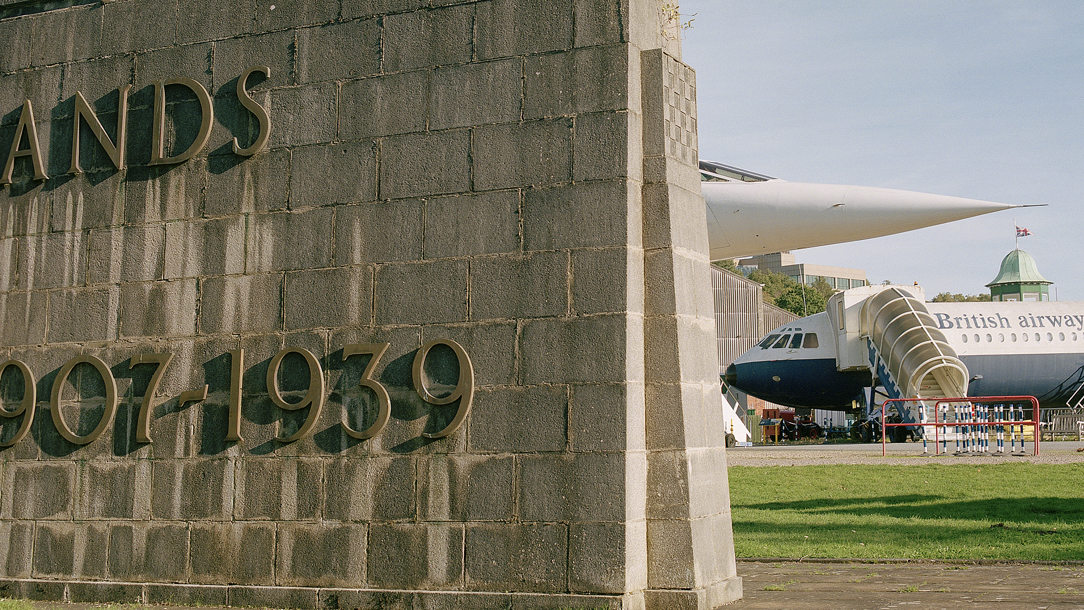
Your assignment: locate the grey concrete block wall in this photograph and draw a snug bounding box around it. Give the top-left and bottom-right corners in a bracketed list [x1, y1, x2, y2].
[0, 0, 740, 608]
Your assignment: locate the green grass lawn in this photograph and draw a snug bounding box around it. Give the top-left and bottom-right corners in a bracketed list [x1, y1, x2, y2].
[728, 463, 1084, 561]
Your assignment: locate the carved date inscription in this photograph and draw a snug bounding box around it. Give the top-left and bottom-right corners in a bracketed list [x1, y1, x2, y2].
[0, 339, 473, 447]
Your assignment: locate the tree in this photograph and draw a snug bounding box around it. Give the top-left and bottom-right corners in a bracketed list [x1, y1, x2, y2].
[810, 277, 836, 301]
[775, 283, 828, 316]
[744, 268, 837, 316]
[931, 292, 992, 302]
[747, 268, 794, 305]
[712, 259, 740, 273]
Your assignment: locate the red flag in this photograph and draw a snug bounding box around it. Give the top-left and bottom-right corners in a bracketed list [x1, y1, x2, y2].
[1016, 226, 1032, 237]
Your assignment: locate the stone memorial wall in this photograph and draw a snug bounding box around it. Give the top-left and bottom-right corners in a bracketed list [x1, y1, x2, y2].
[0, 0, 740, 607]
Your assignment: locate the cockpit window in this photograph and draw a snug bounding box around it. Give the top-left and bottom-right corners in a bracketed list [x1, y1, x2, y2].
[771, 334, 791, 348]
[758, 334, 780, 348]
[788, 334, 803, 349]
[803, 333, 819, 349]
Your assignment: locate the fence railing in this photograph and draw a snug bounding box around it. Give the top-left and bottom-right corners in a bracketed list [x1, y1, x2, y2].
[881, 396, 1039, 456]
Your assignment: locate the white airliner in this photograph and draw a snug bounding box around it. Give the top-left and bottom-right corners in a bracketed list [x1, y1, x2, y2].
[724, 284, 1084, 411]
[699, 161, 1029, 260]
[697, 160, 1052, 440]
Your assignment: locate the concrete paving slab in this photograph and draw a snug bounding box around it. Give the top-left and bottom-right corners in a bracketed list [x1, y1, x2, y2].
[3, 562, 1082, 609]
[727, 441, 1084, 467]
[734, 560, 1084, 609]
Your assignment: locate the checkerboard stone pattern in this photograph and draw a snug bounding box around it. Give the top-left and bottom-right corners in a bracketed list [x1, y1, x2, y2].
[0, 0, 740, 608]
[664, 52, 698, 165]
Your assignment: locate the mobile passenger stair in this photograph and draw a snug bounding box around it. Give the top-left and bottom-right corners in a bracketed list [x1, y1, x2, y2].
[829, 285, 969, 441]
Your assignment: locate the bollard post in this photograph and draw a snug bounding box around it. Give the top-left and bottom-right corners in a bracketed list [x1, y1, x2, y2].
[1009, 403, 1015, 453]
[953, 403, 962, 454]
[920, 403, 928, 454]
[996, 404, 1004, 453]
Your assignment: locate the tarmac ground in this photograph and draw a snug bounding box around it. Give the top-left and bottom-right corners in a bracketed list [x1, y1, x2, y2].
[734, 559, 1084, 609]
[728, 439, 1084, 466]
[10, 561, 1084, 609]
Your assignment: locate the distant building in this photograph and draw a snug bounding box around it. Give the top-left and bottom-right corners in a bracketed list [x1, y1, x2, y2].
[736, 251, 868, 290]
[986, 249, 1053, 301]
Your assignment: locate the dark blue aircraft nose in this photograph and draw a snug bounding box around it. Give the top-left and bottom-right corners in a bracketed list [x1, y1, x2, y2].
[723, 358, 871, 410]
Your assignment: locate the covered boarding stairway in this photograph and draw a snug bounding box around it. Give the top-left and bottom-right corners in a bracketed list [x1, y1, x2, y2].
[831, 286, 969, 424]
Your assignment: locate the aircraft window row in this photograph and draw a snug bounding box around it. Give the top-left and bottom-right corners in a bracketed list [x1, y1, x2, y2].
[960, 332, 1079, 344]
[758, 333, 820, 349]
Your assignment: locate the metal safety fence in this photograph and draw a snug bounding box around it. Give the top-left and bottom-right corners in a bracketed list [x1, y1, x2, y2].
[881, 396, 1039, 457]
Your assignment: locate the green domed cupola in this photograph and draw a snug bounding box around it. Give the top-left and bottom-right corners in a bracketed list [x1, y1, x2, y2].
[986, 249, 1052, 301]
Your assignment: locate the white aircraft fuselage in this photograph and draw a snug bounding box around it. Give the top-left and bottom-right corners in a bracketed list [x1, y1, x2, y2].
[726, 299, 1084, 410]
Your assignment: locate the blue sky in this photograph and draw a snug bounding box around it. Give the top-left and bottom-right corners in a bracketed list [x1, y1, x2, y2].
[679, 1, 1083, 300]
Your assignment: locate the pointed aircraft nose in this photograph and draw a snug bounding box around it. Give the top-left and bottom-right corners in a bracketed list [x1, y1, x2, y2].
[704, 179, 1025, 260]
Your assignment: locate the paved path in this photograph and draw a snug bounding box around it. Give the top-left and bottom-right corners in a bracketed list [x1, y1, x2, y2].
[735, 560, 1084, 609]
[10, 562, 1084, 609]
[728, 440, 1084, 466]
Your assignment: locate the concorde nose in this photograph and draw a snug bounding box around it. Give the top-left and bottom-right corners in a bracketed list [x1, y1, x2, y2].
[703, 179, 1029, 260]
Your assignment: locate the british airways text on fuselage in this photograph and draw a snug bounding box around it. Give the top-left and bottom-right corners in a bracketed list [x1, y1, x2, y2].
[933, 312, 1084, 330]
